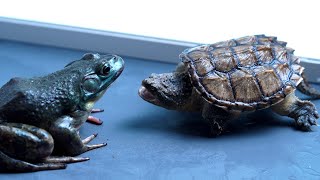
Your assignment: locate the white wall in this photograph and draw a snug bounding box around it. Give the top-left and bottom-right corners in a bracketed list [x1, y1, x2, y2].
[1, 0, 319, 58]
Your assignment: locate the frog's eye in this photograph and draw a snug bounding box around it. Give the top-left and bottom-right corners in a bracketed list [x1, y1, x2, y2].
[82, 53, 100, 60]
[100, 64, 111, 76]
[82, 75, 101, 94]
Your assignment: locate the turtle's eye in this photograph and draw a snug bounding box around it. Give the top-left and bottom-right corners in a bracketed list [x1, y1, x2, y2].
[100, 64, 111, 76]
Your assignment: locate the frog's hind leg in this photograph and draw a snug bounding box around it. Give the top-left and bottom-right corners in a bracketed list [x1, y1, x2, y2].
[297, 73, 320, 98]
[271, 93, 319, 131]
[0, 123, 90, 172]
[0, 123, 66, 172]
[0, 151, 66, 172]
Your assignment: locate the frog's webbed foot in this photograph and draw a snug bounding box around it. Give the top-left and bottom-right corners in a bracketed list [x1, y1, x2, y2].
[82, 133, 107, 152]
[51, 114, 107, 156]
[86, 109, 104, 125]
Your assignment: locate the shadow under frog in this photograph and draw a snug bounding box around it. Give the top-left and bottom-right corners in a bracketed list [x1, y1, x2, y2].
[0, 53, 124, 172]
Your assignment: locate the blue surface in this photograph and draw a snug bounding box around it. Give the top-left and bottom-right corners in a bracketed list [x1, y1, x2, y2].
[0, 40, 320, 179]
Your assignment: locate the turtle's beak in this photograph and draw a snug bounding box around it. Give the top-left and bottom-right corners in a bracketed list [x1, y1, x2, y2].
[139, 72, 188, 109]
[138, 85, 162, 105]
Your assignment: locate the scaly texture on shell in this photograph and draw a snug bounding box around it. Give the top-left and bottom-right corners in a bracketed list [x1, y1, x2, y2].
[179, 35, 304, 111]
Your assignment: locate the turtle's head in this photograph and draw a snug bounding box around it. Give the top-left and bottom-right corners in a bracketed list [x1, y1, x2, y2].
[139, 65, 194, 110]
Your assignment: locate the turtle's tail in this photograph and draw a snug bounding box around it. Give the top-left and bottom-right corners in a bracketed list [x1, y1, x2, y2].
[297, 73, 320, 98]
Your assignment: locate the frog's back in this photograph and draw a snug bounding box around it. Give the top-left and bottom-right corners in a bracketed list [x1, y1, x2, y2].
[0, 73, 82, 124]
[0, 78, 28, 122]
[0, 78, 26, 108]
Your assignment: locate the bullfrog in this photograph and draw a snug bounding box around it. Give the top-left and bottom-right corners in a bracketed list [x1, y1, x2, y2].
[0, 53, 124, 172]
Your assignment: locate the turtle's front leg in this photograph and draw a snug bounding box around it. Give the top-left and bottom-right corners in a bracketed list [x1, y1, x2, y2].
[202, 104, 239, 137]
[272, 93, 319, 131]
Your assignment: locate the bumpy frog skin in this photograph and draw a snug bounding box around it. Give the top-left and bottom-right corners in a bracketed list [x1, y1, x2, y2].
[0, 53, 124, 172]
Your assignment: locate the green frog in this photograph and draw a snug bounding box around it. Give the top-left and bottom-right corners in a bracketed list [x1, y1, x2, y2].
[0, 53, 124, 172]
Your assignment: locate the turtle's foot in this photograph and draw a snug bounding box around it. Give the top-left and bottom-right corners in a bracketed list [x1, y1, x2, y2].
[288, 100, 319, 131]
[86, 108, 104, 125]
[208, 121, 224, 137]
[272, 93, 319, 131]
[292, 104, 319, 131]
[202, 104, 235, 137]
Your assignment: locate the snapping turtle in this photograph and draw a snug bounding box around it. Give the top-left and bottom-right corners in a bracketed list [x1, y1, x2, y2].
[139, 35, 320, 136]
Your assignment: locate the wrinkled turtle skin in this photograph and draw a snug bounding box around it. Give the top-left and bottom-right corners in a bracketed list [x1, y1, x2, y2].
[139, 35, 320, 136]
[0, 53, 124, 172]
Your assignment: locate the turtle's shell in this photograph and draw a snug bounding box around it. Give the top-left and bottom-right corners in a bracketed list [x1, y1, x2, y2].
[179, 35, 304, 111]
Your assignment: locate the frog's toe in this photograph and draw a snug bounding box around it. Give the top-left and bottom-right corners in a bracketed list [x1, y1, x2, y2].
[87, 109, 105, 125]
[87, 116, 103, 125]
[82, 133, 98, 144]
[85, 143, 107, 152]
[91, 108, 104, 113]
[33, 163, 67, 172]
[81, 134, 107, 152]
[44, 156, 90, 163]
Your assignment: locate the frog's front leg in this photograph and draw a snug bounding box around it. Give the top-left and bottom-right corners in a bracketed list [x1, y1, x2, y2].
[50, 111, 107, 156]
[86, 108, 104, 125]
[0, 123, 78, 172]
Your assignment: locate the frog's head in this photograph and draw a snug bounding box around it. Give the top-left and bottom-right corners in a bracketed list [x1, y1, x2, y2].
[65, 53, 124, 110]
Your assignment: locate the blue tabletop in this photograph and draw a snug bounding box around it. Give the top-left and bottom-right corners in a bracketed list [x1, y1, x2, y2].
[0, 40, 320, 180]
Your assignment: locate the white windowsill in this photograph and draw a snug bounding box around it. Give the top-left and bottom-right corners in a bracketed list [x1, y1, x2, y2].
[0, 17, 197, 63]
[0, 17, 319, 83]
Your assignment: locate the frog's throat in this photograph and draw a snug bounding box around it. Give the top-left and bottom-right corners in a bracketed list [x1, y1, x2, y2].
[84, 101, 95, 111]
[83, 89, 107, 111]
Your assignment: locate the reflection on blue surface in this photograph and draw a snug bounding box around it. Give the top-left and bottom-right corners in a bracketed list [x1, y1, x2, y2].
[0, 40, 320, 179]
